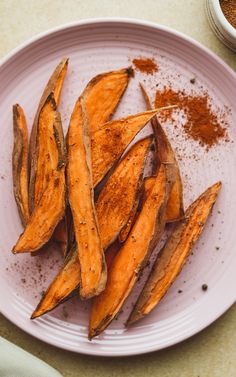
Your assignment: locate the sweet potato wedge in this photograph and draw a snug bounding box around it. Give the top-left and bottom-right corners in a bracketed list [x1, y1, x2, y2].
[96, 136, 152, 248]
[29, 57, 68, 212]
[12, 95, 66, 253]
[32, 137, 151, 317]
[92, 109, 162, 187]
[140, 84, 184, 222]
[67, 97, 106, 299]
[127, 181, 221, 325]
[89, 163, 176, 339]
[12, 104, 30, 227]
[82, 67, 133, 134]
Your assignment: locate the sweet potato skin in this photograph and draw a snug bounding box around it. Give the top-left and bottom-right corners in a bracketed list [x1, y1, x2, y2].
[89, 163, 176, 339]
[12, 104, 30, 226]
[140, 84, 184, 222]
[29, 58, 68, 213]
[127, 181, 221, 325]
[82, 67, 133, 134]
[12, 95, 66, 253]
[67, 97, 106, 299]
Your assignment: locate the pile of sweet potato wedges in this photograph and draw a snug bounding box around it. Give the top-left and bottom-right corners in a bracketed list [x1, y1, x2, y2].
[12, 58, 221, 339]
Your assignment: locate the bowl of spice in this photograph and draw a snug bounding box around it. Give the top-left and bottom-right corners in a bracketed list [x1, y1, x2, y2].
[206, 0, 236, 51]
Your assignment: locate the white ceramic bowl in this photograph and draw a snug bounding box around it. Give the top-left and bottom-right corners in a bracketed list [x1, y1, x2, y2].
[206, 0, 236, 51]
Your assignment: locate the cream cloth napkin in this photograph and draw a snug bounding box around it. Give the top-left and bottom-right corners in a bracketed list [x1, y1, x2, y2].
[0, 336, 63, 377]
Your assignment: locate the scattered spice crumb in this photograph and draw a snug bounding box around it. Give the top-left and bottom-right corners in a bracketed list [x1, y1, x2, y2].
[21, 278, 26, 284]
[1, 175, 5, 180]
[202, 284, 208, 291]
[215, 246, 220, 250]
[178, 289, 183, 294]
[132, 57, 158, 75]
[190, 77, 196, 84]
[40, 290, 45, 297]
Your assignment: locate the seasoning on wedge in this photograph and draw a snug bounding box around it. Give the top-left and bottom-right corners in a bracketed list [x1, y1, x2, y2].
[67, 97, 106, 299]
[127, 181, 221, 325]
[96, 136, 152, 248]
[32, 137, 151, 317]
[140, 84, 184, 222]
[12, 94, 66, 253]
[82, 67, 133, 134]
[12, 104, 30, 227]
[91, 108, 171, 187]
[89, 163, 176, 339]
[29, 57, 68, 212]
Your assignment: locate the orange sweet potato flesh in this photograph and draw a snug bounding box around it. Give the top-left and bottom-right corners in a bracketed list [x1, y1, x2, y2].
[12, 95, 66, 253]
[31, 138, 151, 317]
[91, 109, 160, 187]
[82, 67, 133, 134]
[96, 137, 152, 248]
[67, 97, 107, 299]
[89, 163, 176, 339]
[127, 181, 222, 325]
[29, 57, 68, 213]
[12, 104, 30, 227]
[140, 84, 184, 222]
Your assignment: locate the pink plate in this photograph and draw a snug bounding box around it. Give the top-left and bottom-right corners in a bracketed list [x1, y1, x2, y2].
[0, 19, 236, 356]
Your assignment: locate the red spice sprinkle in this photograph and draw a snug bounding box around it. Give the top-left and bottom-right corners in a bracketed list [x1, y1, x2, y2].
[155, 87, 228, 149]
[132, 57, 158, 75]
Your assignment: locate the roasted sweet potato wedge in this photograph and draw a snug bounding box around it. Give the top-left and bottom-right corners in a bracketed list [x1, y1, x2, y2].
[89, 163, 176, 339]
[32, 137, 151, 317]
[127, 181, 221, 325]
[67, 97, 106, 299]
[12, 104, 30, 227]
[29, 57, 68, 212]
[140, 84, 184, 222]
[82, 67, 133, 134]
[96, 136, 152, 248]
[92, 109, 161, 187]
[12, 95, 66, 253]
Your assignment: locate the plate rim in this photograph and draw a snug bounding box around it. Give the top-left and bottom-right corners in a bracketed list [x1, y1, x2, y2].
[0, 17, 236, 357]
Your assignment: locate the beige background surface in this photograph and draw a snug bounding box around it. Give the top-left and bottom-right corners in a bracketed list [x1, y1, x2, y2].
[0, 1, 235, 376]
